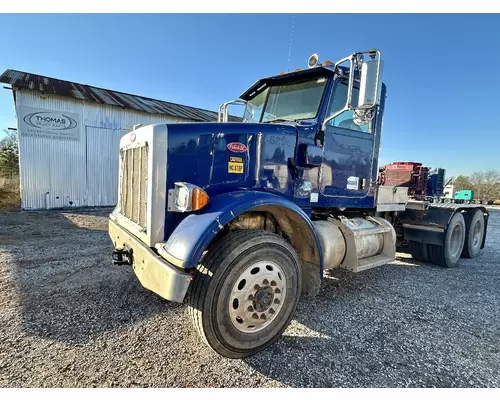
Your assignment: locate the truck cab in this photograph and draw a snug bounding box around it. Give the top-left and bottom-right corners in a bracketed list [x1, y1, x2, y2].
[108, 49, 488, 359]
[227, 51, 386, 210]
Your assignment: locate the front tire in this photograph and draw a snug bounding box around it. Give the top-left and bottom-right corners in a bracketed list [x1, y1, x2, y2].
[187, 230, 302, 359]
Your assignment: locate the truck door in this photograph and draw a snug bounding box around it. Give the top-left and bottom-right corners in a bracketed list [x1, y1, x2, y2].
[320, 79, 375, 198]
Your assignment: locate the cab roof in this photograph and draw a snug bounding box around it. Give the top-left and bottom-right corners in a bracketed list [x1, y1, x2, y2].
[239, 64, 350, 101]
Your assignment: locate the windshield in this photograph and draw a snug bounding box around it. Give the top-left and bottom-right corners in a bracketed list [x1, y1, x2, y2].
[243, 89, 268, 123]
[242, 76, 328, 123]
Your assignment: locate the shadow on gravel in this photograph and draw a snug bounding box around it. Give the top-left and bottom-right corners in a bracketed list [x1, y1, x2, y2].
[242, 238, 500, 388]
[1, 208, 180, 345]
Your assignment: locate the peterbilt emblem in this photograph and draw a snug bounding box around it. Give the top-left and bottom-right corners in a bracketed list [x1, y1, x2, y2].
[130, 133, 136, 142]
[227, 142, 247, 153]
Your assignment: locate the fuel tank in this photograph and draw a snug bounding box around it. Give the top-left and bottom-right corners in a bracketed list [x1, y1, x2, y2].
[313, 216, 396, 272]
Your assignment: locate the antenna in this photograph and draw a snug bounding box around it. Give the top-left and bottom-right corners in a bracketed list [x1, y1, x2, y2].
[287, 15, 295, 73]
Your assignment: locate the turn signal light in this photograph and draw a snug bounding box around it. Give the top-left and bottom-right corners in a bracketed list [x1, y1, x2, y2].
[323, 60, 333, 65]
[169, 182, 210, 212]
[191, 187, 209, 211]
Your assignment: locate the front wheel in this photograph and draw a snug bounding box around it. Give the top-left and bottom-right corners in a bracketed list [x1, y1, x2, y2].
[187, 229, 302, 359]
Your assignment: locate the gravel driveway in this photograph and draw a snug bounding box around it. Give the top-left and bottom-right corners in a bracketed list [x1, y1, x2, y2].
[0, 207, 499, 388]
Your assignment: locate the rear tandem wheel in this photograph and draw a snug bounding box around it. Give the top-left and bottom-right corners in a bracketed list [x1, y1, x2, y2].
[409, 240, 430, 262]
[428, 212, 466, 268]
[461, 208, 486, 259]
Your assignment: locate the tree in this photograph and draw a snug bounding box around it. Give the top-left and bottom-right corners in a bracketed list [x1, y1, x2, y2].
[453, 175, 474, 191]
[469, 172, 485, 201]
[490, 183, 500, 201]
[469, 172, 484, 186]
[0, 129, 19, 179]
[483, 170, 500, 201]
[467, 170, 500, 202]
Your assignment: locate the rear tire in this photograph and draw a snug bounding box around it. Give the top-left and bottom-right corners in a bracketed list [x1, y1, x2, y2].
[461, 209, 485, 258]
[420, 242, 430, 262]
[187, 229, 302, 359]
[409, 241, 430, 262]
[428, 212, 466, 268]
[409, 241, 421, 261]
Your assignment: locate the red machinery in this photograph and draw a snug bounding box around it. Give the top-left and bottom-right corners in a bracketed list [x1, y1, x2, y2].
[378, 162, 429, 199]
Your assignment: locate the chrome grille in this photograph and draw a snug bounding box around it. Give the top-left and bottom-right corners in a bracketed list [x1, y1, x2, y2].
[120, 144, 149, 229]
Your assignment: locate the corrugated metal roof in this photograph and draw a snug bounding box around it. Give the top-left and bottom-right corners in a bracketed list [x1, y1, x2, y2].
[0, 69, 241, 123]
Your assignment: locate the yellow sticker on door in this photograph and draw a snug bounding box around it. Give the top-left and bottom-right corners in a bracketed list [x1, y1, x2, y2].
[228, 161, 244, 174]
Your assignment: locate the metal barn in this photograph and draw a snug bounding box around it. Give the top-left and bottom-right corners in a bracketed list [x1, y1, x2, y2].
[0, 69, 239, 210]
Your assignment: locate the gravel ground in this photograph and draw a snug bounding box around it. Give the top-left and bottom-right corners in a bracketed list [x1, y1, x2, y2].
[0, 207, 499, 388]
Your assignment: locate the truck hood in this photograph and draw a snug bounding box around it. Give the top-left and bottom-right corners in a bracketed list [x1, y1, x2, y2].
[165, 121, 299, 196]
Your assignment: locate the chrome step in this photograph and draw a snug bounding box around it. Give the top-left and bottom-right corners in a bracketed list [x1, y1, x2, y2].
[350, 254, 395, 273]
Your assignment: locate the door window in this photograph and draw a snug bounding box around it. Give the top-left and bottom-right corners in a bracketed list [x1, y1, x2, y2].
[326, 81, 372, 134]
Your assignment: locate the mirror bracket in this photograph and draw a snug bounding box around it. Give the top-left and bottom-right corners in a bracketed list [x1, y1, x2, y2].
[321, 49, 383, 131]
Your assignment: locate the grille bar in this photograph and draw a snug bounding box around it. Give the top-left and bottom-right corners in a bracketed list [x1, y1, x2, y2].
[120, 144, 149, 230]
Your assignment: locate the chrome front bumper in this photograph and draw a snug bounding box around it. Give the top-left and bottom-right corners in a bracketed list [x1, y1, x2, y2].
[108, 217, 192, 303]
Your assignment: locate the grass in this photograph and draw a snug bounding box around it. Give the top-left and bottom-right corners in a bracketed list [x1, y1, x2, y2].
[0, 177, 20, 209]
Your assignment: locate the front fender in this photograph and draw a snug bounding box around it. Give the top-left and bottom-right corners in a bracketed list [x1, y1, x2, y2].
[161, 190, 323, 274]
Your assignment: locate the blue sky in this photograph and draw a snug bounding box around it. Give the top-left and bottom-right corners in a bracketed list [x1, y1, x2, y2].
[0, 13, 499, 177]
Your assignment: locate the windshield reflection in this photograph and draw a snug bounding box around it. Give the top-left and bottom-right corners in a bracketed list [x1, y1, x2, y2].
[243, 76, 328, 123]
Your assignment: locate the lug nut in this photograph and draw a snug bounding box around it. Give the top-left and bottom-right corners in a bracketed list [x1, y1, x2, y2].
[275, 288, 281, 294]
[263, 279, 269, 285]
[252, 313, 259, 319]
[274, 298, 280, 304]
[260, 314, 267, 320]
[248, 294, 254, 300]
[271, 281, 277, 286]
[254, 284, 260, 290]
[247, 306, 254, 312]
[269, 308, 275, 314]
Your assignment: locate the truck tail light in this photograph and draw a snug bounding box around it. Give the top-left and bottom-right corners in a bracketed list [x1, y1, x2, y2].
[168, 183, 210, 213]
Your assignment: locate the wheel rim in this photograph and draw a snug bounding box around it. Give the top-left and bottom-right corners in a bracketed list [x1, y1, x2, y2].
[228, 260, 286, 333]
[449, 223, 464, 258]
[472, 218, 484, 248]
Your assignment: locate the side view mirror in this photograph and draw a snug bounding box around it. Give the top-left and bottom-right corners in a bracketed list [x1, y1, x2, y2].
[322, 49, 383, 131]
[358, 57, 384, 109]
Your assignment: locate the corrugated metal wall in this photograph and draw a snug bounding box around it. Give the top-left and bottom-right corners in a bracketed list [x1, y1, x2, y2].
[15, 90, 193, 210]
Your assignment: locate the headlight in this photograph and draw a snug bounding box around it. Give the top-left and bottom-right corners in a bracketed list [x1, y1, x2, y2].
[168, 182, 210, 212]
[175, 185, 190, 210]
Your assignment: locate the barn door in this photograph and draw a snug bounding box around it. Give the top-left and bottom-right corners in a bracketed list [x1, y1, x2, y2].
[85, 127, 123, 206]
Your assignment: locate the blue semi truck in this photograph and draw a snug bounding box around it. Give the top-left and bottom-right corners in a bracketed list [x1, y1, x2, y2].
[109, 49, 489, 358]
